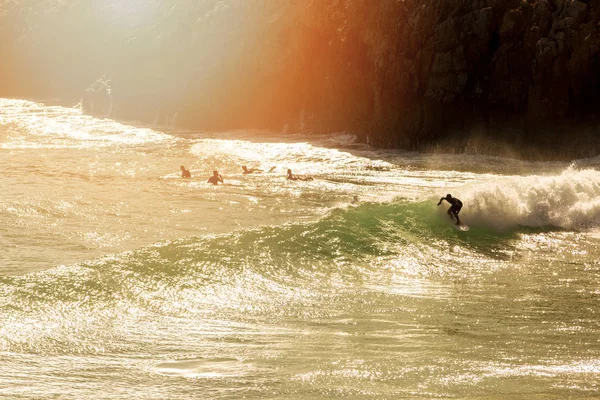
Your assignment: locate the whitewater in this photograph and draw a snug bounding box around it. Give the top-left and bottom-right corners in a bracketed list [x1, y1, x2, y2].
[1, 98, 599, 399]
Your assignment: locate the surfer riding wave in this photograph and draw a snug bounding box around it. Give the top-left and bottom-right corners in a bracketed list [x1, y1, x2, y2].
[438, 194, 463, 225]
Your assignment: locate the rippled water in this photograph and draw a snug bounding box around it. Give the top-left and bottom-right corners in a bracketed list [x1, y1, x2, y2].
[1, 99, 600, 398]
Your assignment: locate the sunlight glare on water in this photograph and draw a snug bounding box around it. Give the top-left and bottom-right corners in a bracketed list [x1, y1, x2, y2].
[1, 99, 600, 398]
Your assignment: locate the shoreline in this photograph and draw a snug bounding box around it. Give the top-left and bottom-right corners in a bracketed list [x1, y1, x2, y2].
[3, 95, 599, 163]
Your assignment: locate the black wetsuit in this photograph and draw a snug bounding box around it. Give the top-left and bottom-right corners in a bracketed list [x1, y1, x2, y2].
[447, 197, 463, 215]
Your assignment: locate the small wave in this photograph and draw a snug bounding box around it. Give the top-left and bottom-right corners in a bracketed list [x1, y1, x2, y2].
[0, 98, 171, 149]
[153, 357, 258, 378]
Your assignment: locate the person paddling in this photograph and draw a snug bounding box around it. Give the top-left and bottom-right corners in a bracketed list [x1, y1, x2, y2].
[242, 165, 263, 174]
[286, 168, 313, 181]
[437, 194, 463, 225]
[286, 169, 298, 180]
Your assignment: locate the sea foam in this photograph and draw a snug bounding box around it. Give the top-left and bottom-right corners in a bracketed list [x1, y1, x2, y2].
[459, 168, 600, 230]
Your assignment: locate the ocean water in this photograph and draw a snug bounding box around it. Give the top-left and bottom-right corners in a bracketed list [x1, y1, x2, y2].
[1, 98, 600, 399]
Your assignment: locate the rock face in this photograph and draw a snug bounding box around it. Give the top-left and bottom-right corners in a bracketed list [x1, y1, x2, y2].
[285, 0, 600, 159]
[2, 0, 600, 159]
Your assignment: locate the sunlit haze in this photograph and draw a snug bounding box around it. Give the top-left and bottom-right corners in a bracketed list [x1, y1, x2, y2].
[1, 1, 600, 399]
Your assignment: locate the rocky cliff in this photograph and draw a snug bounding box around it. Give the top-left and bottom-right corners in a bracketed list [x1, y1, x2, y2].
[1, 0, 599, 159]
[286, 0, 600, 159]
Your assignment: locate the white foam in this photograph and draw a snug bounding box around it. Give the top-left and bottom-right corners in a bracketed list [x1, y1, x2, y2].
[459, 168, 600, 230]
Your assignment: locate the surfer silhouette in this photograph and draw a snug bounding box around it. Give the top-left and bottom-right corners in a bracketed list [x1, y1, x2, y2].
[207, 170, 224, 185]
[242, 165, 263, 174]
[438, 194, 463, 225]
[286, 169, 297, 180]
[180, 165, 191, 178]
[286, 169, 313, 181]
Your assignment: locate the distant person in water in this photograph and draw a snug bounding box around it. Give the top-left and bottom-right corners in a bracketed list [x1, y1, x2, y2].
[242, 165, 263, 174]
[286, 169, 313, 181]
[180, 165, 191, 178]
[286, 169, 298, 180]
[207, 170, 224, 185]
[437, 194, 463, 225]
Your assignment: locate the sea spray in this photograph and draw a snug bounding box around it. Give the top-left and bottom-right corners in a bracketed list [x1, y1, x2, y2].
[458, 168, 600, 230]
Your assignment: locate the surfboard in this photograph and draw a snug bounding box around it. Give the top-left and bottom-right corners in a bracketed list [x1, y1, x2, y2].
[453, 223, 470, 231]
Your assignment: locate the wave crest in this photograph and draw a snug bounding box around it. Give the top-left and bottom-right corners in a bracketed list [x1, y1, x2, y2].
[460, 168, 600, 230]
